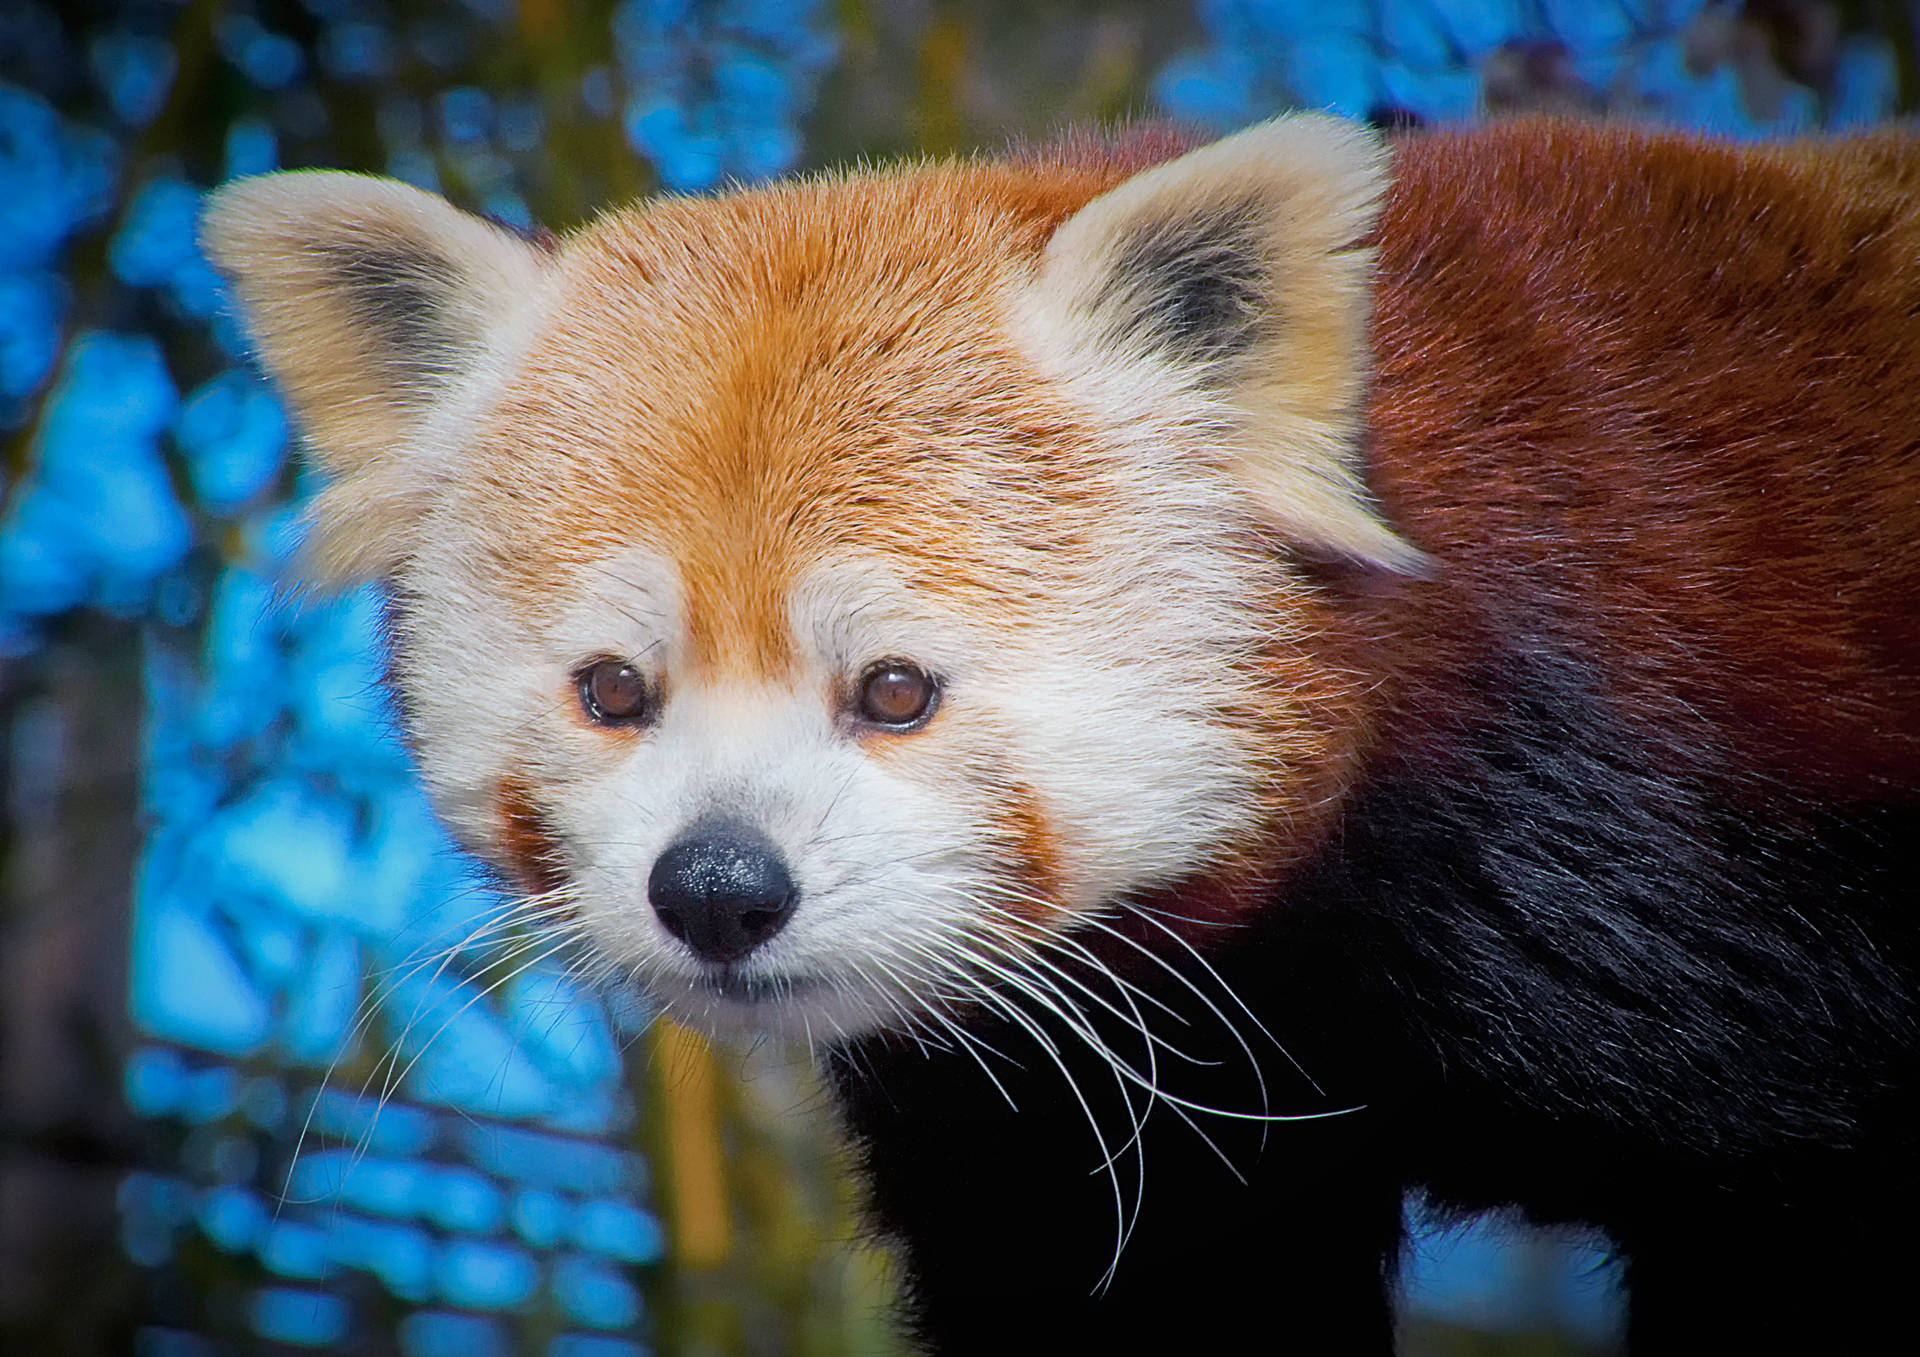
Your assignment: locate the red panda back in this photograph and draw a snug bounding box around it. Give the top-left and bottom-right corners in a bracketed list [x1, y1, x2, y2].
[1365, 121, 1920, 801]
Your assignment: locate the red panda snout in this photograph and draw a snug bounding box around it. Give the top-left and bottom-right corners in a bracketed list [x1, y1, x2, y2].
[646, 821, 800, 965]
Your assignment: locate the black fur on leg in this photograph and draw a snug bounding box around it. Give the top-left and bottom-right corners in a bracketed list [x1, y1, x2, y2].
[828, 1022, 1407, 1355]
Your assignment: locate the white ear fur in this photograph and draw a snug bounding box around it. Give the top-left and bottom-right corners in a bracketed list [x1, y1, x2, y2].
[201, 171, 554, 580]
[1012, 113, 1423, 572]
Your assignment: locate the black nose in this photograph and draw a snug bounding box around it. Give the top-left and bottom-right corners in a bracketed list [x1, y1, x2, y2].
[648, 824, 798, 964]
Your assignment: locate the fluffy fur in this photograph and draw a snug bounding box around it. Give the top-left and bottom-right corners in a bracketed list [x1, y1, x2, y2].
[205, 116, 1920, 1354]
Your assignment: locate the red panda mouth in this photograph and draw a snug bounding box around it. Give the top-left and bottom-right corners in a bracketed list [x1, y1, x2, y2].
[694, 967, 822, 1005]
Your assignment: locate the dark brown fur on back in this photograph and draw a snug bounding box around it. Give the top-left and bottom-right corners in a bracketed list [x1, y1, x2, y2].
[1366, 122, 1920, 799]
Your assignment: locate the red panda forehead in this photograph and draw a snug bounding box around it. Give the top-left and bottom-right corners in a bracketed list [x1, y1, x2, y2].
[562, 159, 1127, 334]
[467, 166, 1138, 674]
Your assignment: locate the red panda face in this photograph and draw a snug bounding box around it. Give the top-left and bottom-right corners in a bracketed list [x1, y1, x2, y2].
[203, 116, 1408, 1041]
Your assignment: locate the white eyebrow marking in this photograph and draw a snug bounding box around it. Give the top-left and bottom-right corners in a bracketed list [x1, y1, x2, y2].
[543, 548, 686, 670]
[788, 557, 979, 681]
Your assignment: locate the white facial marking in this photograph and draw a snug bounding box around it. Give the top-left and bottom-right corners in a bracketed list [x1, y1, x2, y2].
[395, 485, 1286, 1048]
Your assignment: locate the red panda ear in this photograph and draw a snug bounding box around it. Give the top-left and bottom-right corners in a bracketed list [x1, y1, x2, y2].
[201, 172, 555, 581]
[1013, 113, 1425, 573]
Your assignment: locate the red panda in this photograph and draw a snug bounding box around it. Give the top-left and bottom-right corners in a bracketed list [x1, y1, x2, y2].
[204, 116, 1920, 1354]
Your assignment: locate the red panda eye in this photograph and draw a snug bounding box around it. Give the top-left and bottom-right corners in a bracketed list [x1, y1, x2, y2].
[858, 663, 937, 728]
[577, 660, 653, 726]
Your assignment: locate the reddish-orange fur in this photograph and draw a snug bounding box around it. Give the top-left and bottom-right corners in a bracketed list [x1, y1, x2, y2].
[980, 120, 1920, 935]
[477, 164, 1127, 683]
[494, 773, 568, 898]
[1360, 124, 1920, 802]
[990, 780, 1069, 919]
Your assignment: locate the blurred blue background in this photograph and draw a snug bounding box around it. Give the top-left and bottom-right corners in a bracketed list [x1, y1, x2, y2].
[0, 3, 1910, 1355]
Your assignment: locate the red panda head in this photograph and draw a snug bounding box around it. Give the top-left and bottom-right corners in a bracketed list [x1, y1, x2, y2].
[203, 115, 1414, 1042]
